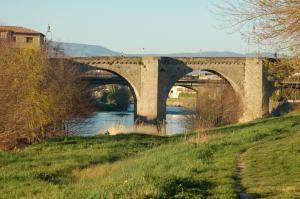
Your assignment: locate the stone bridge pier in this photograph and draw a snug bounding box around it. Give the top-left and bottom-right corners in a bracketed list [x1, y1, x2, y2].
[135, 57, 192, 124]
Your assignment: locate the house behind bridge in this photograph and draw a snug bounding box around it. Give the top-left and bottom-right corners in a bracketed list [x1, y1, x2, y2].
[0, 26, 45, 49]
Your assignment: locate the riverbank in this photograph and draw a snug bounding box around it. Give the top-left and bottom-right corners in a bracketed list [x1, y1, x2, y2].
[94, 97, 196, 111]
[167, 97, 196, 109]
[0, 114, 299, 198]
[93, 100, 129, 112]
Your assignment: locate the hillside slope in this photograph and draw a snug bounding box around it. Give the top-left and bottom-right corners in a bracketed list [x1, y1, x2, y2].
[52, 42, 121, 57]
[0, 115, 299, 198]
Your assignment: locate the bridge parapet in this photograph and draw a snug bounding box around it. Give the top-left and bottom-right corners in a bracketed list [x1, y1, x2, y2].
[71, 56, 143, 66]
[164, 57, 247, 66]
[71, 56, 250, 67]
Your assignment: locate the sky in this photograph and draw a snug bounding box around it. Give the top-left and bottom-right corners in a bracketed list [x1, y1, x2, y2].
[0, 0, 248, 54]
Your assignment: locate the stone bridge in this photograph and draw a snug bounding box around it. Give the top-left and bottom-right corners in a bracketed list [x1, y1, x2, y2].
[70, 56, 270, 124]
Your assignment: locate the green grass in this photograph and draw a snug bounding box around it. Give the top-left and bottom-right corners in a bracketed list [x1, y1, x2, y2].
[0, 115, 300, 198]
[242, 126, 300, 198]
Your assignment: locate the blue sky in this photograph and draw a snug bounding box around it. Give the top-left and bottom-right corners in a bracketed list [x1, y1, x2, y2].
[0, 0, 247, 54]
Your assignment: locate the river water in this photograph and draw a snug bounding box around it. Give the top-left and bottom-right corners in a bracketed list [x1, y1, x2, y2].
[74, 105, 192, 136]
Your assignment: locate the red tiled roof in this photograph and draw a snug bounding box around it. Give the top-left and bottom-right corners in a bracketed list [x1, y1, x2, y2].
[0, 26, 44, 36]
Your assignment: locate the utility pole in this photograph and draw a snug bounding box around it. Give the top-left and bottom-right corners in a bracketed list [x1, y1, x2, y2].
[45, 24, 52, 41]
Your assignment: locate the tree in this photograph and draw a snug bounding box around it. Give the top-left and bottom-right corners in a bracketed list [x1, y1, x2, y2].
[108, 85, 132, 111]
[220, 0, 300, 52]
[0, 41, 49, 136]
[185, 81, 242, 130]
[45, 42, 94, 135]
[0, 41, 94, 141]
[220, 0, 300, 102]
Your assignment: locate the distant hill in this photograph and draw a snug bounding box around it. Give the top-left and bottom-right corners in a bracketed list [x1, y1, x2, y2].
[52, 42, 121, 57]
[165, 51, 243, 57]
[53, 41, 276, 58]
[162, 52, 276, 58]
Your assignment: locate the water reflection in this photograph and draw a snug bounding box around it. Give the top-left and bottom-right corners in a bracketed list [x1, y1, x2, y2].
[74, 105, 192, 136]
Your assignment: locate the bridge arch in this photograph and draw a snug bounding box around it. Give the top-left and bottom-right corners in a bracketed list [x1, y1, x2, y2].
[163, 67, 243, 104]
[82, 68, 140, 119]
[86, 68, 140, 100]
[83, 68, 140, 102]
[164, 68, 243, 121]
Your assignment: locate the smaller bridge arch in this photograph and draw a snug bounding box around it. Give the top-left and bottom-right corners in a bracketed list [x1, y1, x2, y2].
[82, 67, 140, 103]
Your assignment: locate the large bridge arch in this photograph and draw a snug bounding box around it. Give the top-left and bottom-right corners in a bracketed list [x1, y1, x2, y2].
[164, 68, 243, 103]
[83, 68, 140, 102]
[71, 57, 143, 101]
[165, 68, 243, 122]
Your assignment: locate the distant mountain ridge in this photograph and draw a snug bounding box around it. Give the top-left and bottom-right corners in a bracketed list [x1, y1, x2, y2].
[52, 42, 121, 57]
[54, 41, 277, 58]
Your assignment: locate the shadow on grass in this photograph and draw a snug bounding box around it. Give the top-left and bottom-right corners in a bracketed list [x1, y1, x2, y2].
[36, 172, 68, 185]
[238, 189, 275, 199]
[151, 177, 215, 199]
[46, 133, 171, 145]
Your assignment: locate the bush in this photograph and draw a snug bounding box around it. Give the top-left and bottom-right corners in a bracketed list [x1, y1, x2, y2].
[108, 86, 132, 111]
[185, 82, 242, 130]
[0, 41, 94, 138]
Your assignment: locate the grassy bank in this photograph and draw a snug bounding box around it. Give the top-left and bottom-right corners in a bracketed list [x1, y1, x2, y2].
[0, 115, 299, 198]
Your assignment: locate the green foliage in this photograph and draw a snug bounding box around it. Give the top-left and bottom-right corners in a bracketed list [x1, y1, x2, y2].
[108, 86, 131, 110]
[1, 114, 300, 198]
[265, 59, 293, 88]
[100, 91, 110, 103]
[96, 85, 132, 111]
[264, 58, 300, 102]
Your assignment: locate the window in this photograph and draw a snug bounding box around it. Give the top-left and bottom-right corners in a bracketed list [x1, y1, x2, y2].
[25, 37, 33, 43]
[0, 32, 7, 39]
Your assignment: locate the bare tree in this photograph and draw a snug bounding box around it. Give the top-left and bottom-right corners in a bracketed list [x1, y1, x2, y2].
[0, 41, 49, 138]
[185, 81, 242, 130]
[219, 0, 300, 52]
[0, 40, 94, 146]
[219, 0, 300, 109]
[45, 42, 94, 135]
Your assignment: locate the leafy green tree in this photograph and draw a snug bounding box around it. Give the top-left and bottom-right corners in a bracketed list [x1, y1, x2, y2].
[108, 86, 132, 111]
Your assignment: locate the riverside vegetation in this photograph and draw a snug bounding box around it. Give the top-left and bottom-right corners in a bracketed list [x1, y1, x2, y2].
[0, 41, 94, 148]
[0, 112, 299, 198]
[93, 85, 132, 112]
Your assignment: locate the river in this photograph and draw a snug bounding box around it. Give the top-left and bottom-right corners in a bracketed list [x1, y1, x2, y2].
[73, 105, 193, 136]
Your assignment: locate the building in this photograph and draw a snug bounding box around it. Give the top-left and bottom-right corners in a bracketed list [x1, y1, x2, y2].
[169, 86, 182, 99]
[0, 26, 45, 49]
[169, 86, 196, 99]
